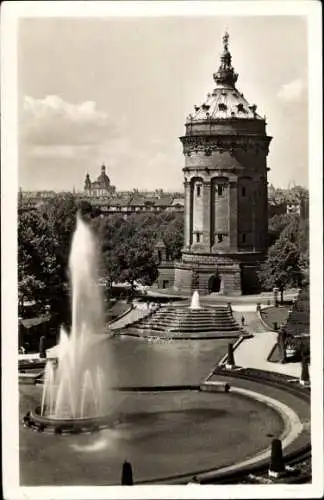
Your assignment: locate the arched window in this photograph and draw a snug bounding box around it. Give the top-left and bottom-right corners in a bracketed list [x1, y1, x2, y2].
[197, 185, 201, 197]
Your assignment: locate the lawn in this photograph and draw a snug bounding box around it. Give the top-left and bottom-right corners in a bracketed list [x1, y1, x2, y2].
[105, 300, 130, 323]
[260, 306, 289, 330]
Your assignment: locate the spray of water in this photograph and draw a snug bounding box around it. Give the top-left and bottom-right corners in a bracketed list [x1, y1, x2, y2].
[41, 214, 107, 419]
[190, 290, 201, 310]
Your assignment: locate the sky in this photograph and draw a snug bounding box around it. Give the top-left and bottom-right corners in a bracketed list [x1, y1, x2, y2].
[18, 15, 308, 192]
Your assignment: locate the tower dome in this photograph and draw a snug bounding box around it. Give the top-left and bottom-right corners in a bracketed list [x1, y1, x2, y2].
[184, 32, 265, 134]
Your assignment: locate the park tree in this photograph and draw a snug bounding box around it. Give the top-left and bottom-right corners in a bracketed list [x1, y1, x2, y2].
[259, 214, 308, 301]
[93, 213, 159, 290]
[258, 236, 300, 302]
[19, 197, 183, 314]
[155, 212, 184, 260]
[115, 237, 158, 290]
[92, 211, 184, 290]
[18, 194, 87, 314]
[268, 213, 298, 247]
[296, 218, 309, 284]
[18, 207, 67, 312]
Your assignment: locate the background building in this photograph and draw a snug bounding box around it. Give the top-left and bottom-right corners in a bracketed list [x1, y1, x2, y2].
[19, 172, 184, 216]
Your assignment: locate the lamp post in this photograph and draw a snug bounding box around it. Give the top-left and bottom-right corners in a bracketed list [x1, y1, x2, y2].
[18, 316, 23, 352]
[273, 287, 279, 307]
[39, 336, 46, 359]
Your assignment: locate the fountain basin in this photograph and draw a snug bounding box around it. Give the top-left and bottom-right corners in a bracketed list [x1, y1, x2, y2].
[26, 406, 123, 434]
[21, 384, 302, 485]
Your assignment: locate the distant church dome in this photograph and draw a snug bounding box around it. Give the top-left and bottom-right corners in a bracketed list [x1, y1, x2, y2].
[83, 164, 116, 197]
[96, 165, 110, 188]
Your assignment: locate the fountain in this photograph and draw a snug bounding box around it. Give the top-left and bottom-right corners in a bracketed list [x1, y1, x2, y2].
[190, 290, 201, 310]
[21, 217, 309, 480]
[123, 289, 246, 339]
[38, 214, 108, 421]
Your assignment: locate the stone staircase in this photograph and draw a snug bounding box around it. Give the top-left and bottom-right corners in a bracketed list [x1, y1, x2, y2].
[122, 305, 246, 339]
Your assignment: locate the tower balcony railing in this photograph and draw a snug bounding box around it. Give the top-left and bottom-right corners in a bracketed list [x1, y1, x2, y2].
[184, 118, 267, 137]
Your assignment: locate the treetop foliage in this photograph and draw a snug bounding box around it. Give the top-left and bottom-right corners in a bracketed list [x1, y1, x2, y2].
[18, 194, 184, 311]
[259, 213, 309, 293]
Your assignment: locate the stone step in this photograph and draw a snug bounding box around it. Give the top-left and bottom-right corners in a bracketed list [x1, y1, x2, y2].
[135, 324, 241, 333]
[141, 316, 236, 324]
[152, 313, 231, 319]
[148, 312, 233, 319]
[126, 304, 242, 337]
[141, 322, 239, 330]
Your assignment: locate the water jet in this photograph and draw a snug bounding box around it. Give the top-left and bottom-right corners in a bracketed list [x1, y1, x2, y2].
[190, 290, 201, 310]
[37, 214, 109, 424]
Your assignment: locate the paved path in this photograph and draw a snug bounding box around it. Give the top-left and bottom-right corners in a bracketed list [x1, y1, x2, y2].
[232, 311, 303, 379]
[147, 287, 299, 305]
[231, 303, 269, 313]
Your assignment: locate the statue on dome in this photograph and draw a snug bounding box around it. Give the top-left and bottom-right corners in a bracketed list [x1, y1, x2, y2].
[223, 31, 229, 52]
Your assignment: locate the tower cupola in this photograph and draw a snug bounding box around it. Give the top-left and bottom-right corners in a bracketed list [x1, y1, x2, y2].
[213, 32, 238, 88]
[185, 32, 264, 125]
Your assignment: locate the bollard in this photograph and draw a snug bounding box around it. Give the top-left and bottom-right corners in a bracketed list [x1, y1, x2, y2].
[268, 438, 286, 478]
[226, 343, 235, 369]
[39, 335, 47, 358]
[273, 287, 279, 307]
[277, 331, 286, 364]
[121, 460, 133, 485]
[300, 358, 310, 387]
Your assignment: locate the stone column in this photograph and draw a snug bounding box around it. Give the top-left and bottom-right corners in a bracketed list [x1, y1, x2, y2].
[229, 180, 238, 251]
[184, 180, 191, 249]
[202, 181, 211, 251]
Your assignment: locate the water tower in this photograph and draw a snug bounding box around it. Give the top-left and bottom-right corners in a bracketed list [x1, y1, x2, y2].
[174, 33, 272, 295]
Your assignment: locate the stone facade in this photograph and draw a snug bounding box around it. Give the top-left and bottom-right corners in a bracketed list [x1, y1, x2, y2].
[172, 32, 272, 295]
[155, 263, 176, 290]
[154, 240, 176, 289]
